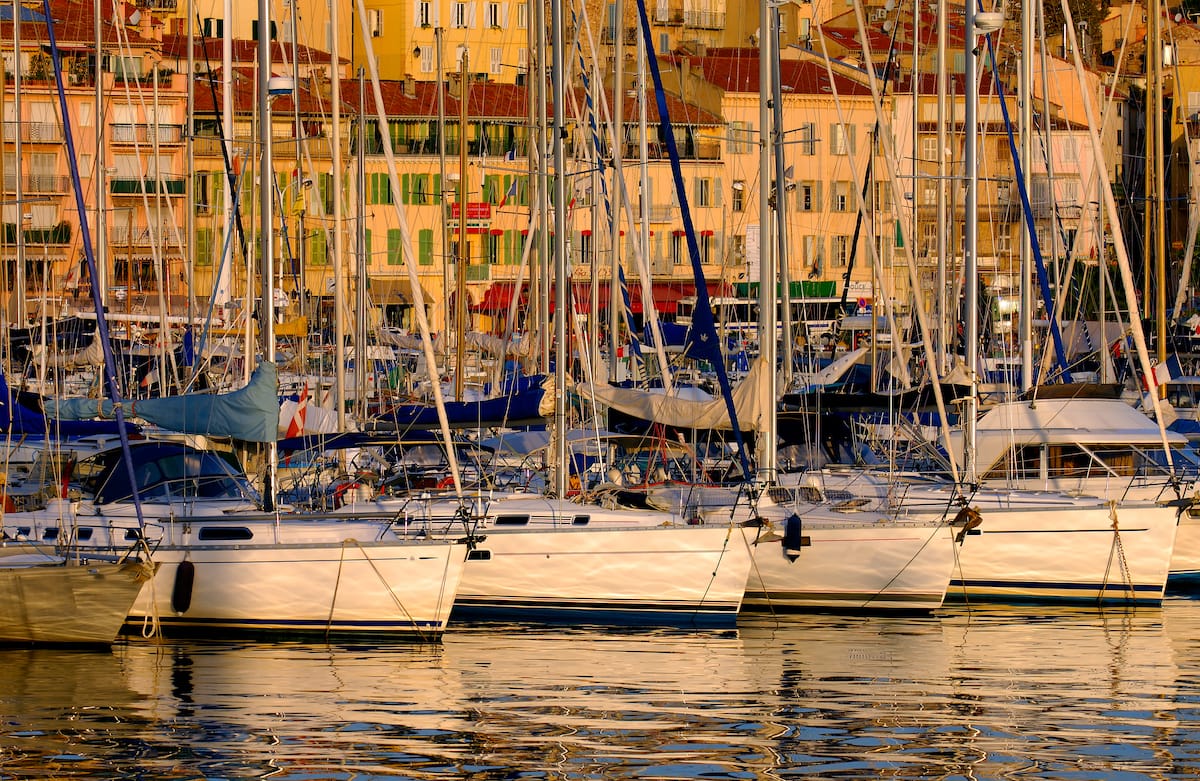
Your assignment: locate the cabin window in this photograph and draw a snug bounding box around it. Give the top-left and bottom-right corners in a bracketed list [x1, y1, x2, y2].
[124, 529, 142, 541]
[467, 549, 492, 561]
[572, 515, 590, 526]
[198, 527, 253, 541]
[494, 514, 530, 526]
[42, 528, 58, 541]
[76, 528, 93, 541]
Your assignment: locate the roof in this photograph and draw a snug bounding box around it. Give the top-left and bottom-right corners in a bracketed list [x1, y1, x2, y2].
[664, 49, 872, 97]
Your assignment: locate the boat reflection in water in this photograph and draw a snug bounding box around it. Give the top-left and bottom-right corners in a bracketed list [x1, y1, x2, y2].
[2, 603, 1199, 777]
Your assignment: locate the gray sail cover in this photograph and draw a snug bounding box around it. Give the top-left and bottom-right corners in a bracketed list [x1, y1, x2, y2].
[577, 357, 774, 432]
[46, 361, 279, 442]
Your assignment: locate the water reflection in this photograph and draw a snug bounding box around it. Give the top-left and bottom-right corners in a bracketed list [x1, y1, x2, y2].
[0, 602, 1198, 778]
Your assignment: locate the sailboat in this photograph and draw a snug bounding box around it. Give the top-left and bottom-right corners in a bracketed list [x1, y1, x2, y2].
[0, 2, 470, 641]
[777, 3, 1184, 606]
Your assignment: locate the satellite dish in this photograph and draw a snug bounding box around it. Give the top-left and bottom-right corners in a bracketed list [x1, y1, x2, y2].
[883, 20, 893, 32]
[127, 9, 141, 25]
[1176, 13, 1183, 22]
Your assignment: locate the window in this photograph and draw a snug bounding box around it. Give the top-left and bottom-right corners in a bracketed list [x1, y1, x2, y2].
[202, 17, 223, 37]
[417, 0, 432, 26]
[798, 181, 820, 212]
[517, 2, 528, 28]
[195, 227, 214, 266]
[921, 136, 938, 162]
[309, 228, 328, 265]
[195, 171, 211, 213]
[487, 1, 502, 27]
[920, 180, 937, 206]
[700, 232, 713, 264]
[695, 177, 712, 207]
[490, 47, 502, 75]
[830, 234, 850, 267]
[921, 221, 937, 253]
[728, 120, 754, 154]
[251, 19, 278, 41]
[419, 46, 433, 73]
[453, 2, 468, 27]
[732, 181, 745, 212]
[832, 181, 851, 212]
[802, 235, 822, 273]
[831, 122, 853, 155]
[455, 45, 468, 70]
[367, 8, 383, 36]
[798, 122, 816, 155]
[993, 229, 1012, 255]
[368, 173, 393, 205]
[671, 232, 684, 264]
[1061, 136, 1077, 163]
[517, 48, 528, 75]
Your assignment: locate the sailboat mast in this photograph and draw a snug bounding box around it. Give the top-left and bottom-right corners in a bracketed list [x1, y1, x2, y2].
[331, 0, 346, 430]
[258, 0, 277, 509]
[963, 0, 981, 485]
[356, 68, 368, 418]
[13, 0, 24, 323]
[1150, 0, 1167, 377]
[757, 0, 776, 483]
[551, 0, 568, 498]
[454, 54, 468, 402]
[95, 0, 107, 309]
[1019, 0, 1033, 391]
[610, 0, 624, 377]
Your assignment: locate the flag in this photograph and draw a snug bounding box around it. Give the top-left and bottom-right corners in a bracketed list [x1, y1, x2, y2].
[498, 178, 518, 208]
[286, 383, 308, 438]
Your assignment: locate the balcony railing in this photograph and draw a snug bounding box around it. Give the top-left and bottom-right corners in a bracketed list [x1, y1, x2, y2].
[111, 123, 185, 145]
[3, 173, 70, 193]
[110, 176, 186, 195]
[3, 222, 71, 244]
[1, 121, 63, 143]
[111, 225, 171, 246]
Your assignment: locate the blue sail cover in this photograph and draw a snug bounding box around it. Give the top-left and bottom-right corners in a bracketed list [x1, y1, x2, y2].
[46, 361, 280, 443]
[0, 370, 138, 439]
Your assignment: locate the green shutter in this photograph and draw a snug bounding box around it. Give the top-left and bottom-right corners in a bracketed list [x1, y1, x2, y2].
[387, 228, 403, 265]
[195, 227, 213, 266]
[418, 228, 433, 266]
[310, 229, 328, 265]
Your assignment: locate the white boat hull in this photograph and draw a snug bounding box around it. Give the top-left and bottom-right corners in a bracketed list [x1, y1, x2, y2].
[450, 524, 750, 626]
[127, 539, 466, 640]
[741, 520, 955, 612]
[946, 501, 1177, 605]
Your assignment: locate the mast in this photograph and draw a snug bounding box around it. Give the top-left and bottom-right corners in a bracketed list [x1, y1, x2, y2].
[454, 53, 468, 402]
[1150, 0, 1167, 383]
[609, 0, 624, 374]
[95, 0, 107, 310]
[1019, 0, 1033, 390]
[13, 0, 24, 323]
[757, 1, 776, 483]
[936, 0, 949, 373]
[771, 4, 792, 387]
[258, 0, 278, 510]
[331, 0, 346, 430]
[355, 68, 368, 418]
[551, 0, 568, 498]
[215, 0, 232, 322]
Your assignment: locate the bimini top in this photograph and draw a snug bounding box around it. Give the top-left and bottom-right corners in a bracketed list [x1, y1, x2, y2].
[80, 442, 257, 505]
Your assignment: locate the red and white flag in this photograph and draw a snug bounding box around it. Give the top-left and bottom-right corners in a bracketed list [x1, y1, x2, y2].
[285, 383, 308, 438]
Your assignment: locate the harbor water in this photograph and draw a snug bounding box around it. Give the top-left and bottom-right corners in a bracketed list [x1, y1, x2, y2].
[3, 600, 1200, 779]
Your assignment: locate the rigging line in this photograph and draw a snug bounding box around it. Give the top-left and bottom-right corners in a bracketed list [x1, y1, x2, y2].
[41, 0, 146, 532]
[567, 2, 647, 383]
[981, 31, 1073, 382]
[631, 0, 751, 479]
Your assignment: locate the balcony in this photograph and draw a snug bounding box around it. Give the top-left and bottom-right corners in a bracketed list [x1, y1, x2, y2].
[1, 121, 63, 143]
[3, 173, 70, 193]
[111, 123, 185, 145]
[3, 222, 71, 245]
[684, 10, 725, 29]
[110, 175, 186, 195]
[135, 0, 178, 9]
[111, 225, 174, 247]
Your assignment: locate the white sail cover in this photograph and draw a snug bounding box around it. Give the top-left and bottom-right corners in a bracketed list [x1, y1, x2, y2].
[578, 357, 774, 432]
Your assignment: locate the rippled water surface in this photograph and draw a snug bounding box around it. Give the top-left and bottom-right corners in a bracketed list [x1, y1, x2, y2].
[3, 599, 1200, 779]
